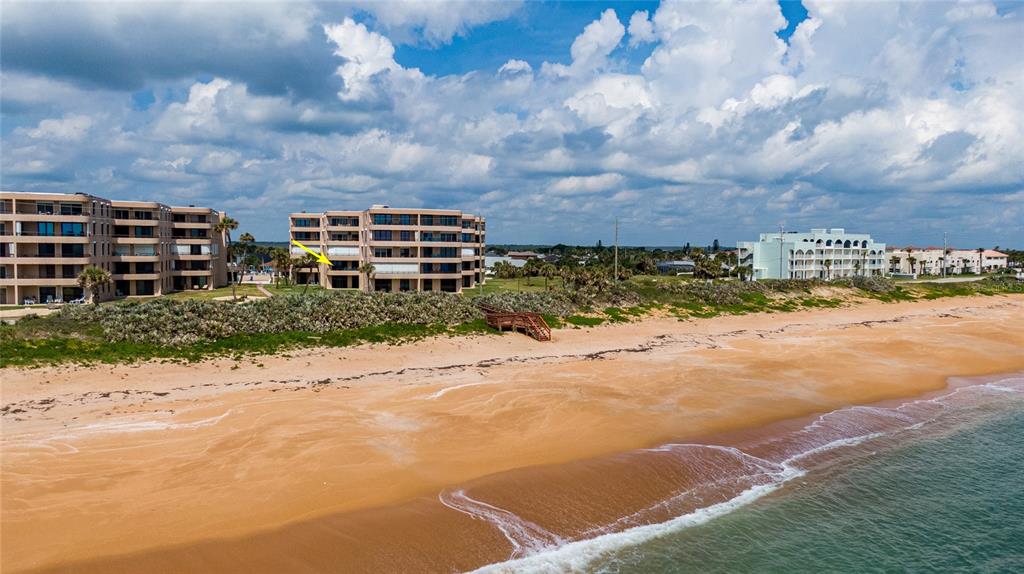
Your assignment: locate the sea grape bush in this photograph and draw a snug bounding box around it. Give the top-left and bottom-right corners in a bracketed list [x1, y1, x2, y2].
[60, 291, 540, 346]
[474, 291, 577, 316]
[655, 277, 900, 306]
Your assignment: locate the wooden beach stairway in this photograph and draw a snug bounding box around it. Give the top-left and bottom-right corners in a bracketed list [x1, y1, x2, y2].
[478, 304, 552, 342]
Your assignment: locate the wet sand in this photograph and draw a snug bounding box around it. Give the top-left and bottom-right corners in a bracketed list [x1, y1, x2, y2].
[2, 295, 1023, 573]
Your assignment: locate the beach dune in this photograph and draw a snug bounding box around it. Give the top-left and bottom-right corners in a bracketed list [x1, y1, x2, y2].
[2, 295, 1023, 573]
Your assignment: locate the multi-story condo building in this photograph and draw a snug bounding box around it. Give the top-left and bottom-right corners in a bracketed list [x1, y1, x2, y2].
[886, 247, 1008, 276]
[288, 205, 486, 292]
[737, 228, 887, 280]
[1, 191, 228, 304]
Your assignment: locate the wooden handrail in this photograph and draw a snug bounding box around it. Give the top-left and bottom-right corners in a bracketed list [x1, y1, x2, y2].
[478, 303, 551, 341]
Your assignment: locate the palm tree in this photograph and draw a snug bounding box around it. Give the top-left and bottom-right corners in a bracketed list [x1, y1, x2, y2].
[908, 256, 918, 276]
[889, 255, 901, 275]
[540, 263, 558, 291]
[270, 247, 292, 287]
[295, 254, 319, 294]
[853, 260, 862, 276]
[823, 259, 833, 280]
[358, 262, 376, 292]
[976, 247, 985, 274]
[238, 232, 255, 280]
[77, 265, 112, 305]
[213, 216, 239, 298]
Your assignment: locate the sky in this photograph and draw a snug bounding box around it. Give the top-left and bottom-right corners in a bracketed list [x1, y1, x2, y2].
[1, 1, 1022, 248]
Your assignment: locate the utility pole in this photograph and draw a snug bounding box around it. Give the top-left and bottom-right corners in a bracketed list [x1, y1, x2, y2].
[613, 217, 619, 282]
[942, 232, 947, 278]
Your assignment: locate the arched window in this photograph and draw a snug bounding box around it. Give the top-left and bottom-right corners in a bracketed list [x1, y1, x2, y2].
[826, 240, 832, 246]
[844, 240, 852, 248]
[852, 240, 859, 247]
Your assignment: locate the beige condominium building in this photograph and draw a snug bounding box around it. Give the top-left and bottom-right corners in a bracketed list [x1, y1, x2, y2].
[289, 205, 486, 292]
[886, 246, 1009, 276]
[1, 191, 228, 304]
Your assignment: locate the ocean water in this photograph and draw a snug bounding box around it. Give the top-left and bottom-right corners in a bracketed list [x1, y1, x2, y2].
[472, 374, 1024, 574]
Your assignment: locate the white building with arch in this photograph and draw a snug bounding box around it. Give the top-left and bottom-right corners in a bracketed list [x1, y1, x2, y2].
[737, 228, 887, 280]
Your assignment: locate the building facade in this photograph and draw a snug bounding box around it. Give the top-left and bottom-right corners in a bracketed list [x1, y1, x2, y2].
[886, 247, 1008, 276]
[289, 206, 485, 293]
[1, 191, 228, 304]
[737, 228, 887, 280]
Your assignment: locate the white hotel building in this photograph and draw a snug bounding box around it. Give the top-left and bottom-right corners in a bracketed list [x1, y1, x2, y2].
[737, 228, 887, 280]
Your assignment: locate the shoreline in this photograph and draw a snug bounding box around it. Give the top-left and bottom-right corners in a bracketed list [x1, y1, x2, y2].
[3, 295, 1024, 572]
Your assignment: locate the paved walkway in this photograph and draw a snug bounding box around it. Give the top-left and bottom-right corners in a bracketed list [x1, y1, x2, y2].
[257, 285, 274, 297]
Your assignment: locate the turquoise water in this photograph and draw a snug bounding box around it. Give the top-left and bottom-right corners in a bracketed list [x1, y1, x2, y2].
[471, 375, 1024, 574]
[593, 387, 1024, 573]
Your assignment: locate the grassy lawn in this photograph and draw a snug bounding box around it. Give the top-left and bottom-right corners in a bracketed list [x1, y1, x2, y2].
[471, 276, 563, 296]
[164, 284, 267, 300]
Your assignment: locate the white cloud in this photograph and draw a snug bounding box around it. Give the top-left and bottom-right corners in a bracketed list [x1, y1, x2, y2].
[545, 9, 625, 78]
[360, 1, 523, 46]
[19, 114, 94, 141]
[548, 173, 624, 196]
[324, 18, 404, 101]
[627, 10, 655, 46]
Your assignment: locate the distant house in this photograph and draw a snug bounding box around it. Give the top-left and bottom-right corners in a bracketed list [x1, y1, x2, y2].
[656, 260, 695, 275]
[485, 256, 526, 270]
[507, 251, 541, 261]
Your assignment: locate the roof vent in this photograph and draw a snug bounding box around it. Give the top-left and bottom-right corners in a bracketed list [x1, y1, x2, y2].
[371, 204, 389, 209]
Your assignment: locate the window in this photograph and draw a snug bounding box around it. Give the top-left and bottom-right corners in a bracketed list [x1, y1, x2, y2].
[439, 215, 458, 226]
[399, 279, 411, 291]
[60, 203, 83, 216]
[36, 202, 54, 215]
[329, 216, 358, 227]
[399, 230, 414, 241]
[136, 262, 155, 274]
[114, 209, 130, 219]
[397, 214, 415, 225]
[422, 232, 457, 242]
[134, 226, 154, 237]
[373, 214, 392, 225]
[38, 244, 56, 257]
[37, 222, 55, 236]
[62, 244, 85, 257]
[373, 247, 393, 258]
[114, 262, 131, 274]
[133, 211, 153, 220]
[461, 233, 474, 243]
[61, 222, 84, 237]
[372, 230, 392, 241]
[292, 218, 314, 227]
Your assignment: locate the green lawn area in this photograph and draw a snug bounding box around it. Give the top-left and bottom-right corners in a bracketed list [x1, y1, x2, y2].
[471, 276, 563, 296]
[164, 284, 266, 300]
[0, 304, 51, 311]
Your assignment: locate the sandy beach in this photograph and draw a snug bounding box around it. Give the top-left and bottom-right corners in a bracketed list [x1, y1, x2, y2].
[2, 294, 1024, 573]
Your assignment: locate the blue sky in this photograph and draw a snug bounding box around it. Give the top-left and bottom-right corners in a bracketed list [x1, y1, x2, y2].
[1, 1, 1021, 248]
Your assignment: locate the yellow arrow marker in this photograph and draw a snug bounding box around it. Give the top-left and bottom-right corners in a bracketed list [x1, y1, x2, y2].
[290, 239, 332, 265]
